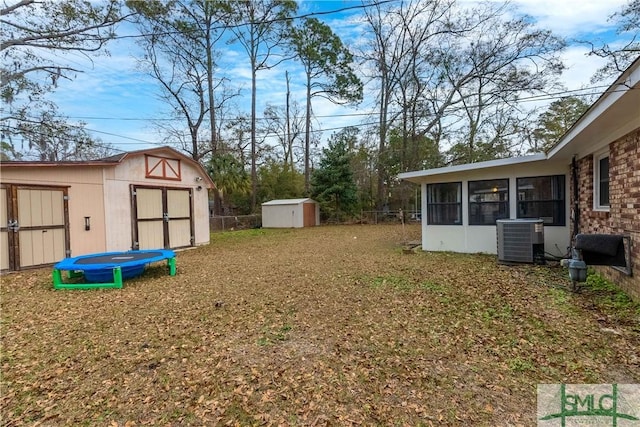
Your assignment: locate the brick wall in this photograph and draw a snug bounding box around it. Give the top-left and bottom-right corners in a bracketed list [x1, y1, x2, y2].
[572, 128, 640, 300]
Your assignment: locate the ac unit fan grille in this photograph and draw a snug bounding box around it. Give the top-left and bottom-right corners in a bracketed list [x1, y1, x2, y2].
[497, 220, 544, 264]
[502, 224, 534, 262]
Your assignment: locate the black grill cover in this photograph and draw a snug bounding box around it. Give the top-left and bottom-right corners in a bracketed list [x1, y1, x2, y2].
[574, 234, 626, 267]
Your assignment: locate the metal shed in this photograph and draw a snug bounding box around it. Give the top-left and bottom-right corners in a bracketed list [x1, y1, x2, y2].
[261, 198, 319, 228]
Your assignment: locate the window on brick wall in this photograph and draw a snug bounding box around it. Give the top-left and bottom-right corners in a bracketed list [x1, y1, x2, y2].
[594, 149, 610, 210]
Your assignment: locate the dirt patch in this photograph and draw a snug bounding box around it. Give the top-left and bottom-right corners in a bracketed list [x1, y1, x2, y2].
[1, 224, 638, 425]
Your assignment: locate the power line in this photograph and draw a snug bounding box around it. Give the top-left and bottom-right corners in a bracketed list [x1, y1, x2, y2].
[33, 84, 622, 123]
[2, 116, 377, 147]
[7, 84, 635, 147]
[114, 1, 397, 41]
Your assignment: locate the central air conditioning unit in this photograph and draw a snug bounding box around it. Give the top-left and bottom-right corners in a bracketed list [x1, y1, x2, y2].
[496, 219, 545, 264]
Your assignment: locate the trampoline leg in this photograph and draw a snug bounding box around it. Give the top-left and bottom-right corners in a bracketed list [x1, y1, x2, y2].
[53, 269, 63, 289]
[67, 270, 83, 279]
[168, 257, 176, 276]
[113, 267, 123, 289]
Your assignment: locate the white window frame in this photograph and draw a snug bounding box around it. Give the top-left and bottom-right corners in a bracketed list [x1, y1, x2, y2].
[593, 148, 610, 212]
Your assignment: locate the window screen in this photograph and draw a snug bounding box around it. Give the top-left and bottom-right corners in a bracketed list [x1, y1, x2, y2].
[516, 175, 565, 226]
[427, 182, 462, 225]
[468, 179, 509, 225]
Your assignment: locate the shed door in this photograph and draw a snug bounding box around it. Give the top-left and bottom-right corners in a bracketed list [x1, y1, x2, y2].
[167, 189, 192, 248]
[0, 185, 68, 271]
[17, 188, 67, 268]
[135, 188, 165, 250]
[0, 187, 9, 271]
[303, 203, 316, 227]
[133, 186, 193, 250]
[18, 188, 65, 267]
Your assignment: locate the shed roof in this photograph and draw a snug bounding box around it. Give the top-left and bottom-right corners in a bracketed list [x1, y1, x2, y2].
[1, 146, 215, 189]
[262, 198, 316, 206]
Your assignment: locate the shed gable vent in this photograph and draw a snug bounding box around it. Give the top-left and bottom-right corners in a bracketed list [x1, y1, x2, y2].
[497, 219, 545, 264]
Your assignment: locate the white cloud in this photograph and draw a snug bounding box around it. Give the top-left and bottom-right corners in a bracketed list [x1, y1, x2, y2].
[559, 45, 609, 89]
[507, 0, 627, 37]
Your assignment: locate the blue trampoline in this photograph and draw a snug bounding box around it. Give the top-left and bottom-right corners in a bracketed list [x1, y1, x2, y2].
[53, 249, 176, 290]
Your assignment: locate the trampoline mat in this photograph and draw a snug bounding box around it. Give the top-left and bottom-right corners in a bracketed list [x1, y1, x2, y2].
[74, 251, 166, 265]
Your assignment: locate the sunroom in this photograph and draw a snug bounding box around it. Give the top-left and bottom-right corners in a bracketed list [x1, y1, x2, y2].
[399, 154, 571, 258]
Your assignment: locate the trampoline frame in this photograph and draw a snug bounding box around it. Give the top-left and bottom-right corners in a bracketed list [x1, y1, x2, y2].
[53, 250, 176, 290]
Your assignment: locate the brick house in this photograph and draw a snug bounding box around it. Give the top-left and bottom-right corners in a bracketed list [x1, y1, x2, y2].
[566, 114, 639, 298]
[399, 57, 640, 299]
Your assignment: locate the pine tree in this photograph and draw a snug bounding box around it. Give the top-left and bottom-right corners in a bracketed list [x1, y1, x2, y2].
[310, 134, 358, 221]
[532, 96, 590, 153]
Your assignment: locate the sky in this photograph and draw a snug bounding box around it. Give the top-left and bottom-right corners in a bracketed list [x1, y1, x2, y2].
[39, 0, 633, 155]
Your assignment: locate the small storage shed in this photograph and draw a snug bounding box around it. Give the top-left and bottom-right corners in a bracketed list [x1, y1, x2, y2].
[261, 198, 319, 228]
[1, 146, 215, 272]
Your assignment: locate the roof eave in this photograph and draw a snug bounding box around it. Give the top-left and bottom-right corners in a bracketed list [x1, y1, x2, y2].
[0, 160, 120, 167]
[547, 57, 640, 160]
[398, 153, 547, 183]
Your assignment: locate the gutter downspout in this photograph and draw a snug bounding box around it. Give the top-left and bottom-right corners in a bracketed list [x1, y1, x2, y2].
[571, 155, 580, 240]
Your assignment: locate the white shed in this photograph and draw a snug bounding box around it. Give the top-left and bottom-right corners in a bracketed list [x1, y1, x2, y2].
[261, 198, 319, 228]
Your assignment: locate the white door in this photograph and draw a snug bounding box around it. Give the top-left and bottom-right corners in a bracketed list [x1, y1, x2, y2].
[167, 189, 192, 248]
[135, 188, 165, 250]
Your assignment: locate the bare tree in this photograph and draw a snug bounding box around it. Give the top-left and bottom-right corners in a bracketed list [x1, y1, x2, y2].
[585, 0, 639, 81]
[359, 0, 456, 209]
[360, 0, 565, 209]
[1, 0, 130, 157]
[433, 5, 564, 164]
[13, 105, 116, 161]
[129, 0, 242, 215]
[128, 0, 234, 162]
[262, 99, 305, 170]
[224, 114, 252, 167]
[141, 36, 209, 160]
[1, 0, 128, 98]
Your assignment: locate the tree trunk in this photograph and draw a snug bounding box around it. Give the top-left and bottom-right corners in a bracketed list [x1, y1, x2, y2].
[205, 18, 222, 216]
[286, 70, 292, 170]
[376, 72, 389, 211]
[304, 70, 312, 195]
[251, 64, 257, 212]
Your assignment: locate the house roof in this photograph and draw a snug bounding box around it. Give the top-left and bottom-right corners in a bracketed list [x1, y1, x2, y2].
[1, 146, 216, 189]
[398, 154, 546, 183]
[262, 198, 316, 206]
[398, 57, 640, 183]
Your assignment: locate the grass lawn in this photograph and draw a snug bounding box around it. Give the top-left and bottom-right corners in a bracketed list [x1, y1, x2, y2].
[1, 224, 638, 426]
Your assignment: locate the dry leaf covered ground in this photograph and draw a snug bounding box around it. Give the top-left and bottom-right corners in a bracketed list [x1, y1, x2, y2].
[1, 224, 639, 426]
